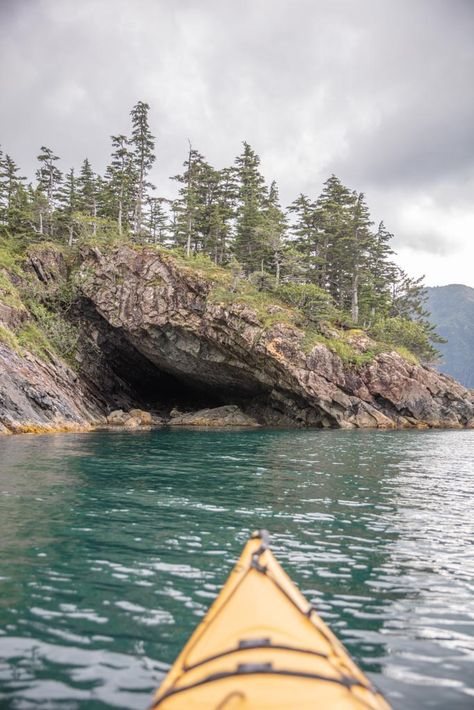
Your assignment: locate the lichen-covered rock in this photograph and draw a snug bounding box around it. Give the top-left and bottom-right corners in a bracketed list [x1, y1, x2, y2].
[169, 405, 259, 427]
[77, 245, 474, 429]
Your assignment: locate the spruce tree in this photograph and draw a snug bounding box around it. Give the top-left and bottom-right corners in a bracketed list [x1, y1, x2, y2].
[171, 145, 211, 256]
[36, 146, 62, 236]
[361, 221, 398, 325]
[57, 168, 78, 246]
[130, 101, 156, 238]
[104, 134, 136, 235]
[314, 175, 353, 298]
[213, 166, 238, 264]
[347, 191, 373, 323]
[77, 158, 99, 236]
[260, 180, 287, 283]
[0, 153, 26, 230]
[234, 142, 267, 272]
[146, 196, 170, 244]
[288, 193, 317, 280]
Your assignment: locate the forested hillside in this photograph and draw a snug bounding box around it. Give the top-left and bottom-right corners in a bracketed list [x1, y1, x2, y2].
[0, 101, 442, 360]
[426, 285, 474, 388]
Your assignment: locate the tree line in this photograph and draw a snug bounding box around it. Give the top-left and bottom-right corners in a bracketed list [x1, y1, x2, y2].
[0, 101, 441, 358]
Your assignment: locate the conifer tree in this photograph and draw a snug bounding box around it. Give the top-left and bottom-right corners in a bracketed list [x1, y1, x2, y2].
[171, 144, 211, 256]
[234, 142, 267, 272]
[130, 101, 155, 238]
[77, 158, 99, 236]
[146, 196, 169, 244]
[361, 221, 398, 325]
[260, 180, 287, 283]
[212, 166, 238, 264]
[314, 175, 353, 297]
[347, 191, 373, 323]
[36, 146, 62, 235]
[287, 193, 317, 279]
[0, 152, 26, 229]
[104, 135, 136, 235]
[57, 168, 78, 245]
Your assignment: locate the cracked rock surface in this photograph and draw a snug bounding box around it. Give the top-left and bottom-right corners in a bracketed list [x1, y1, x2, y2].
[76, 245, 474, 429]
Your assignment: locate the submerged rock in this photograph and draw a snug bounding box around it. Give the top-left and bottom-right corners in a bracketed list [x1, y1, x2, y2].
[169, 405, 260, 427]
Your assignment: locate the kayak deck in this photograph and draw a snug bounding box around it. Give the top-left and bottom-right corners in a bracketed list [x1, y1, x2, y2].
[152, 531, 391, 709]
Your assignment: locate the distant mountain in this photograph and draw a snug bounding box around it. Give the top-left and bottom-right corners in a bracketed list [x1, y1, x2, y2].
[426, 284, 474, 388]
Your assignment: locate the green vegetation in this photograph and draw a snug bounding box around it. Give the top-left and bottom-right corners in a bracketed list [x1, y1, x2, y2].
[0, 239, 79, 363]
[0, 101, 443, 362]
[0, 323, 20, 351]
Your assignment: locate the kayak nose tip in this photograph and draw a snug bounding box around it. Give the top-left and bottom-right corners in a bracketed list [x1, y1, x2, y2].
[250, 529, 270, 546]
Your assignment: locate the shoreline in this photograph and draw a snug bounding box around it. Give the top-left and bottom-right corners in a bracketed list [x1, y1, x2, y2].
[1, 419, 472, 438]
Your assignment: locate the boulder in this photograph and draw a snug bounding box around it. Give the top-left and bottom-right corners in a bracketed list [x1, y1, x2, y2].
[107, 409, 127, 425]
[129, 408, 153, 424]
[123, 415, 141, 429]
[169, 405, 260, 427]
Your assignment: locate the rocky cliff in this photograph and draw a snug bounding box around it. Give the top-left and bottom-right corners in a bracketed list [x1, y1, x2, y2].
[76, 245, 474, 430]
[1, 243, 473, 434]
[0, 247, 105, 434]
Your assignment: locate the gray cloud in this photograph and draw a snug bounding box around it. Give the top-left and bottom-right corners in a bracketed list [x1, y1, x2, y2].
[1, 0, 473, 285]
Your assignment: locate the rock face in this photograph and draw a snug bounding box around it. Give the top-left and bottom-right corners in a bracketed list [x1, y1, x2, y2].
[0, 247, 106, 435]
[76, 245, 474, 429]
[1, 243, 473, 434]
[0, 342, 104, 434]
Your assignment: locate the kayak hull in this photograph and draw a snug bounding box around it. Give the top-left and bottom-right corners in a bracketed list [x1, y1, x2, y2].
[152, 531, 391, 709]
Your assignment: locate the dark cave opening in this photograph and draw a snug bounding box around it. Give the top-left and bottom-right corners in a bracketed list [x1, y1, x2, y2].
[77, 301, 269, 416]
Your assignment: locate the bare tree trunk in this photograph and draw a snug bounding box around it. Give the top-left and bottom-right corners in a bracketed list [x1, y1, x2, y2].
[92, 199, 97, 237]
[275, 255, 281, 286]
[118, 201, 123, 235]
[68, 224, 74, 247]
[39, 211, 43, 236]
[351, 270, 359, 324]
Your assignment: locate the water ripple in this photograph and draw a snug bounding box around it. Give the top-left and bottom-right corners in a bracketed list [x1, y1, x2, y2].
[0, 428, 473, 708]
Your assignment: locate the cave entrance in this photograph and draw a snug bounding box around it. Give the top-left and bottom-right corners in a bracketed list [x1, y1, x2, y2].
[80, 302, 267, 416]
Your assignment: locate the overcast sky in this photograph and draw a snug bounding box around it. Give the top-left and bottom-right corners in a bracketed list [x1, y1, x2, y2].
[1, 0, 473, 286]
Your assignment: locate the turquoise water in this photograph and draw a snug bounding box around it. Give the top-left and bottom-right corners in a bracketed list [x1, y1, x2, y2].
[0, 428, 473, 709]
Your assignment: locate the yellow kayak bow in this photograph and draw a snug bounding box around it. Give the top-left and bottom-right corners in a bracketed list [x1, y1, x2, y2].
[152, 531, 391, 709]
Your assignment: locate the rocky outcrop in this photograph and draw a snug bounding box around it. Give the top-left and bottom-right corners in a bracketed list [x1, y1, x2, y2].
[76, 245, 474, 429]
[0, 248, 106, 435]
[0, 342, 104, 434]
[1, 243, 473, 433]
[169, 405, 259, 427]
[105, 408, 163, 428]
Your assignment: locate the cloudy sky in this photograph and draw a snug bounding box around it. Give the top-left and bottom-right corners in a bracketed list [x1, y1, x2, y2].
[1, 0, 473, 286]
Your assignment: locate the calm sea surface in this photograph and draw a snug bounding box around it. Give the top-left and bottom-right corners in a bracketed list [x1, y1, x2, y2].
[0, 428, 473, 709]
